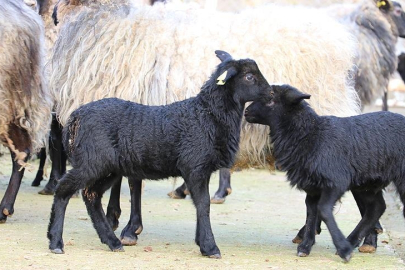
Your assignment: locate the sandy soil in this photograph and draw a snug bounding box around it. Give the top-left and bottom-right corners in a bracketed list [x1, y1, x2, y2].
[0, 155, 404, 269]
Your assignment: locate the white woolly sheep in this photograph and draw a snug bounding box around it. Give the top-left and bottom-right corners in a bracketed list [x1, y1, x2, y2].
[50, 0, 360, 169]
[0, 0, 52, 223]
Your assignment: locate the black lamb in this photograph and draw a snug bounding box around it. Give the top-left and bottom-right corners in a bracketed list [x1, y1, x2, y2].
[47, 50, 272, 258]
[244, 84, 405, 262]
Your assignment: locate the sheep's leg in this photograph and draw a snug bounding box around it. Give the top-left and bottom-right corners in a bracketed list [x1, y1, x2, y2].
[352, 190, 383, 253]
[0, 124, 31, 223]
[120, 177, 143, 246]
[0, 150, 29, 223]
[317, 188, 352, 262]
[48, 170, 82, 253]
[31, 147, 46, 186]
[39, 114, 66, 195]
[292, 216, 322, 244]
[106, 176, 123, 231]
[186, 174, 221, 258]
[346, 190, 386, 250]
[167, 181, 189, 199]
[297, 193, 320, 257]
[211, 168, 232, 204]
[82, 174, 124, 252]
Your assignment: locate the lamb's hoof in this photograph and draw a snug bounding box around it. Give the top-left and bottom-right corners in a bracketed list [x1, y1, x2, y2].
[38, 187, 55, 195]
[210, 196, 226, 204]
[292, 236, 303, 244]
[112, 246, 125, 252]
[342, 253, 352, 263]
[208, 254, 222, 259]
[358, 244, 376, 253]
[297, 252, 308, 257]
[50, 248, 64, 254]
[167, 190, 186, 199]
[0, 215, 7, 224]
[120, 236, 137, 246]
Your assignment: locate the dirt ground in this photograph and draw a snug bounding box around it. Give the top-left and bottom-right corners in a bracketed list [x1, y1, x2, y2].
[1, 155, 405, 270]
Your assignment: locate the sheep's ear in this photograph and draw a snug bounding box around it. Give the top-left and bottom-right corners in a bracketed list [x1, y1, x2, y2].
[215, 50, 233, 62]
[216, 67, 238, 85]
[376, 0, 392, 11]
[284, 86, 311, 105]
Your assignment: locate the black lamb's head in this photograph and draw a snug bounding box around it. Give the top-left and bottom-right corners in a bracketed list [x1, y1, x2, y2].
[244, 84, 310, 125]
[213, 50, 272, 104]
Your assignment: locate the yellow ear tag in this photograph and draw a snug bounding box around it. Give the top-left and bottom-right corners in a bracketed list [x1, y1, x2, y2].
[216, 70, 228, 85]
[377, 0, 386, 7]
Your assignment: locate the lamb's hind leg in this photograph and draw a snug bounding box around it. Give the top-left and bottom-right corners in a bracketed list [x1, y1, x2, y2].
[82, 173, 124, 252]
[211, 168, 232, 204]
[120, 176, 143, 246]
[352, 190, 384, 253]
[292, 216, 322, 244]
[347, 190, 386, 250]
[297, 193, 320, 257]
[106, 176, 123, 231]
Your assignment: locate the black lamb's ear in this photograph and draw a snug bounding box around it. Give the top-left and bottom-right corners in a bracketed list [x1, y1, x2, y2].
[216, 66, 238, 85]
[284, 85, 311, 105]
[376, 0, 392, 11]
[215, 50, 233, 62]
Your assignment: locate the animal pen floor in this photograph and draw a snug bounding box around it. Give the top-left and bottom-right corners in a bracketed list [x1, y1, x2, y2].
[1, 156, 405, 269]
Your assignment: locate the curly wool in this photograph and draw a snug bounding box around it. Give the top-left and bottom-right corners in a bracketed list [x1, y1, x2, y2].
[50, 1, 360, 167]
[0, 0, 52, 161]
[327, 0, 400, 106]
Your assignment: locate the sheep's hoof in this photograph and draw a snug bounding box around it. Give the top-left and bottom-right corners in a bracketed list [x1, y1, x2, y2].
[358, 244, 376, 253]
[31, 177, 43, 187]
[167, 190, 186, 199]
[38, 188, 54, 195]
[208, 253, 222, 259]
[210, 196, 226, 204]
[112, 246, 125, 252]
[120, 237, 137, 246]
[297, 252, 308, 257]
[292, 236, 303, 244]
[50, 248, 64, 254]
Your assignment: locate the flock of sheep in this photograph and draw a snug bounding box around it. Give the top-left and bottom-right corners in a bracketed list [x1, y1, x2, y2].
[1, 0, 405, 263]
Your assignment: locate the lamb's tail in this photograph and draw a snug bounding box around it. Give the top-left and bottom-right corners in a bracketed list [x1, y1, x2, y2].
[62, 114, 80, 158]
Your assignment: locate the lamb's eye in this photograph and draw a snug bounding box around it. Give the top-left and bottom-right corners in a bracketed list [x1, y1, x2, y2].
[245, 74, 254, 81]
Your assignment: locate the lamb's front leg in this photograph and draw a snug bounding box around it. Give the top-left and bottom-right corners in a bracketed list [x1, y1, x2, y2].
[185, 173, 221, 258]
[106, 176, 123, 231]
[297, 193, 320, 256]
[120, 177, 143, 246]
[318, 188, 352, 262]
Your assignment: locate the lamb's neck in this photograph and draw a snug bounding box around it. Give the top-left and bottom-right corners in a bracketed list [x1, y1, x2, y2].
[198, 87, 244, 132]
[271, 104, 320, 162]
